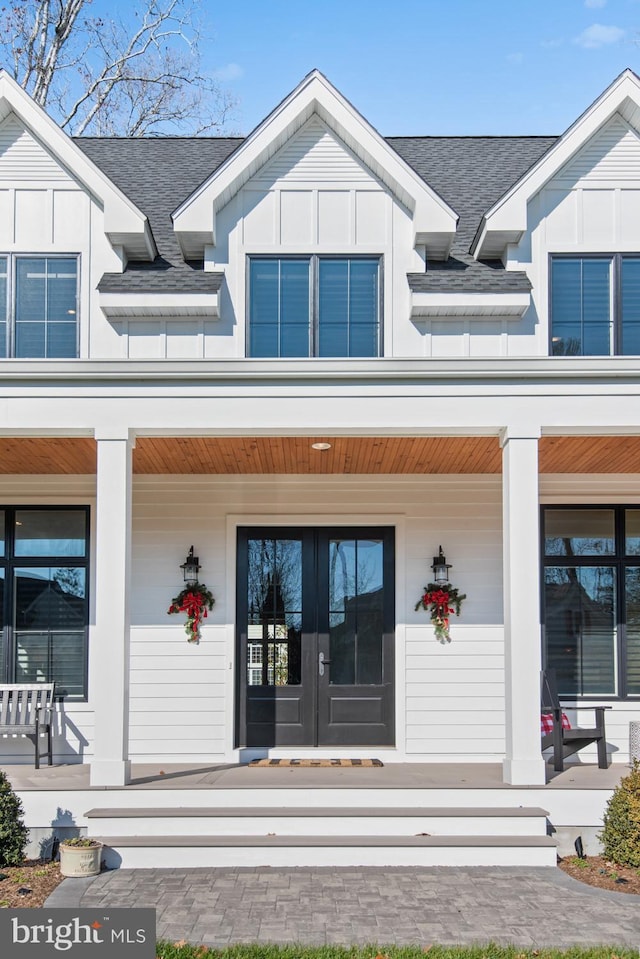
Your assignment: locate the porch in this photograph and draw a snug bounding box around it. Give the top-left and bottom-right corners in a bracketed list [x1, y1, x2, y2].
[4, 759, 628, 869]
[1, 421, 639, 788]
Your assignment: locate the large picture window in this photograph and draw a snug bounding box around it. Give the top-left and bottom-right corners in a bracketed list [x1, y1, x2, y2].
[0, 507, 89, 699]
[248, 256, 381, 358]
[0, 256, 79, 358]
[542, 506, 640, 698]
[550, 255, 640, 356]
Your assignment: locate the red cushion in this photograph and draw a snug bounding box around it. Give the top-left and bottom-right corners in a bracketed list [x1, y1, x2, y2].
[541, 712, 571, 735]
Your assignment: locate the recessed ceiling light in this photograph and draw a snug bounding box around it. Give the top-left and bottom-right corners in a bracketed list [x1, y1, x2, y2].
[311, 442, 332, 451]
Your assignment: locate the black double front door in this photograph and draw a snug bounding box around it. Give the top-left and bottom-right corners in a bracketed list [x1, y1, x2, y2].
[236, 526, 395, 747]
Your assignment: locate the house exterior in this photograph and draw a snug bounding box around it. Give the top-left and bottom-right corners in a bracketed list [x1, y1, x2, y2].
[0, 66, 639, 793]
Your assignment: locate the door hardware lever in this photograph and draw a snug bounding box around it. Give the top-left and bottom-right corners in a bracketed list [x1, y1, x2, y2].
[318, 651, 331, 676]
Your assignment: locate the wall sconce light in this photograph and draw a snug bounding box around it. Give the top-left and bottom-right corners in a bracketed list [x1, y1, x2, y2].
[431, 546, 452, 586]
[180, 546, 201, 586]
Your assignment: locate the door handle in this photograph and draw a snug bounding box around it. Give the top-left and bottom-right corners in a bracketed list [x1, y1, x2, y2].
[318, 651, 331, 676]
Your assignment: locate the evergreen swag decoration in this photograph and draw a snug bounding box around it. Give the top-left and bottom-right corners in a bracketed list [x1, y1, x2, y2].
[415, 583, 466, 644]
[168, 583, 215, 644]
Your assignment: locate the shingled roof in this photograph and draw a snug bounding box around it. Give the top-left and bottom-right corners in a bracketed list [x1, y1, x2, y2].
[76, 133, 558, 295]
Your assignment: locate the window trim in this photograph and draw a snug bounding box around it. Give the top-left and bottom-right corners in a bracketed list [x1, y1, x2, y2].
[246, 254, 383, 358]
[540, 503, 640, 701]
[0, 505, 90, 701]
[548, 252, 640, 357]
[0, 253, 80, 359]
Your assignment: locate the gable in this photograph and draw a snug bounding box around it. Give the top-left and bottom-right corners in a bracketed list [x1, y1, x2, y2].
[0, 113, 74, 183]
[256, 117, 375, 184]
[472, 69, 640, 258]
[558, 114, 640, 184]
[173, 70, 458, 260]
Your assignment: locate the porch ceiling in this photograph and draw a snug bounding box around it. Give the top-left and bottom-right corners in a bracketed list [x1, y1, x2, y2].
[1, 434, 640, 474]
[132, 436, 502, 474]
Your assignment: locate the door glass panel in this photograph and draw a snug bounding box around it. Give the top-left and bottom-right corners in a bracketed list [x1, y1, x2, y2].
[0, 510, 4, 556]
[246, 537, 302, 686]
[625, 567, 640, 696]
[14, 566, 86, 698]
[544, 566, 616, 695]
[544, 509, 614, 556]
[328, 537, 383, 685]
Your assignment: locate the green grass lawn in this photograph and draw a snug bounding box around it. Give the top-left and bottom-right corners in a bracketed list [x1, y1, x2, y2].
[156, 945, 639, 959]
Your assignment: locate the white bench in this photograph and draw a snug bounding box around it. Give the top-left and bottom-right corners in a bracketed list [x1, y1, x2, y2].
[0, 683, 54, 768]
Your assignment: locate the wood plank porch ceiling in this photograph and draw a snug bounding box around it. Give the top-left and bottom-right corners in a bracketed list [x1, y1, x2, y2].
[1, 435, 640, 474]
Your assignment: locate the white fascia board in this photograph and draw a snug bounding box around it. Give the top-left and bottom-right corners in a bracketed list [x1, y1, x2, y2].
[411, 291, 530, 317]
[99, 292, 219, 318]
[474, 69, 640, 259]
[172, 70, 457, 257]
[0, 70, 155, 260]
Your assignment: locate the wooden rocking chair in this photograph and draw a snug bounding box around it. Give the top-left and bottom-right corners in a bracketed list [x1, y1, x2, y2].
[541, 669, 610, 771]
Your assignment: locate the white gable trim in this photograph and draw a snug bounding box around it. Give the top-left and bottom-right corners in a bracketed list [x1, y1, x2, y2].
[172, 70, 458, 260]
[0, 71, 155, 260]
[473, 69, 640, 259]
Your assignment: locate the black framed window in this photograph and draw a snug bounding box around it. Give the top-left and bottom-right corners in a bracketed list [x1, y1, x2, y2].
[0, 255, 79, 358]
[0, 507, 89, 699]
[542, 506, 640, 698]
[248, 256, 381, 358]
[550, 254, 640, 356]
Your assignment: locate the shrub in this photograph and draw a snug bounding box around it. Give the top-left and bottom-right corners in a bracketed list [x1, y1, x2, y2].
[599, 759, 640, 866]
[60, 837, 101, 848]
[0, 769, 28, 866]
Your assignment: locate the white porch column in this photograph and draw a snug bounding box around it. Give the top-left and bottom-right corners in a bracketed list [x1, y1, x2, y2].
[501, 426, 546, 786]
[90, 428, 134, 787]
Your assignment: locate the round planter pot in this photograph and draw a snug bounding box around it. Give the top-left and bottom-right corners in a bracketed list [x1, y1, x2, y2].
[59, 842, 103, 877]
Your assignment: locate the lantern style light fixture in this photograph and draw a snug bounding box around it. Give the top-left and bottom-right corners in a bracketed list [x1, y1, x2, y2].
[431, 546, 452, 586]
[180, 546, 201, 586]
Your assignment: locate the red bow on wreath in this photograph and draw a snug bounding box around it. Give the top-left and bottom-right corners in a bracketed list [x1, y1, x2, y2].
[415, 582, 466, 644]
[168, 583, 215, 643]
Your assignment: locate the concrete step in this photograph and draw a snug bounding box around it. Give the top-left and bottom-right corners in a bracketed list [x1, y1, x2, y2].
[85, 805, 550, 838]
[96, 833, 558, 869]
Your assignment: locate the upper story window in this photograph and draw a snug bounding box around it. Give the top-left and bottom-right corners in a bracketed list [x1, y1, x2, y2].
[248, 256, 381, 358]
[551, 254, 640, 356]
[0, 255, 78, 359]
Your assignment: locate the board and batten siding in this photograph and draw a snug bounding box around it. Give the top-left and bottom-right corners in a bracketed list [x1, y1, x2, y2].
[509, 110, 640, 357]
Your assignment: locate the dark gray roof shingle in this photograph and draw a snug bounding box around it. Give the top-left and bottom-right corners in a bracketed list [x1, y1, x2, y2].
[98, 265, 224, 294]
[76, 134, 558, 295]
[76, 137, 241, 294]
[408, 258, 532, 293]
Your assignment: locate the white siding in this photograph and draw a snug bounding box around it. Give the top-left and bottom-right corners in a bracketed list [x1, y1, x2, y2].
[0, 114, 74, 182]
[128, 474, 504, 762]
[560, 115, 640, 183]
[509, 109, 640, 356]
[258, 117, 375, 183]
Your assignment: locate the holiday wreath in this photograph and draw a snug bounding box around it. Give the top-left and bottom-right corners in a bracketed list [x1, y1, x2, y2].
[415, 582, 466, 644]
[168, 583, 215, 643]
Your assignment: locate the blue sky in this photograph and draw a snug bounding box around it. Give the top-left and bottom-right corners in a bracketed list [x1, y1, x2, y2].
[197, 0, 640, 136]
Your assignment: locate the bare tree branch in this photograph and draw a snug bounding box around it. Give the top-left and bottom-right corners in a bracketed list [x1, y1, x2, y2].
[0, 0, 237, 136]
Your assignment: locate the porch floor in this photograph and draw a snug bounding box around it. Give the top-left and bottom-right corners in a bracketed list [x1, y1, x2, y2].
[2, 760, 628, 791]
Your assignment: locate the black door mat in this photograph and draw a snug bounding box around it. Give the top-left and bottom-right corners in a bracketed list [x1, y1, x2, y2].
[248, 758, 384, 767]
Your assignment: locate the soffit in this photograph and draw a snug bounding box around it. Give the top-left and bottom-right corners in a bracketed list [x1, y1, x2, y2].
[2, 435, 640, 475]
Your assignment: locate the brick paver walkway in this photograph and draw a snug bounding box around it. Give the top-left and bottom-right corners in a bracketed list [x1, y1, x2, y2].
[47, 866, 640, 948]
